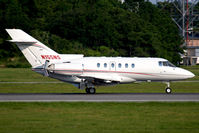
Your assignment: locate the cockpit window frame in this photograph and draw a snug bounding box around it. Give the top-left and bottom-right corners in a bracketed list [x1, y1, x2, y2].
[168, 62, 176, 67]
[158, 61, 175, 67]
[159, 61, 163, 66]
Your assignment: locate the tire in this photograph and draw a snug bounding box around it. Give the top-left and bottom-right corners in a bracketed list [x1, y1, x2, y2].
[85, 88, 90, 94]
[89, 88, 96, 94]
[165, 87, 172, 94]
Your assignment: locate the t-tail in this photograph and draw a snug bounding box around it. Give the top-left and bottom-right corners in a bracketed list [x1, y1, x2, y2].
[6, 29, 61, 68]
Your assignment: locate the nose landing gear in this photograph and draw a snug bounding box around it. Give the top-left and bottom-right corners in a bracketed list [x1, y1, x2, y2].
[164, 82, 172, 94]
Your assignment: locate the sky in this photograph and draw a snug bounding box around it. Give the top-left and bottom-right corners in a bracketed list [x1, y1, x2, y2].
[150, 0, 157, 4]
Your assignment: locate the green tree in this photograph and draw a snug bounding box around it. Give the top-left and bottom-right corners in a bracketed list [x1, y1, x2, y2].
[0, 0, 184, 67]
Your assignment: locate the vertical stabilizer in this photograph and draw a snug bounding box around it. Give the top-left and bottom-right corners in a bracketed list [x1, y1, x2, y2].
[6, 29, 59, 67]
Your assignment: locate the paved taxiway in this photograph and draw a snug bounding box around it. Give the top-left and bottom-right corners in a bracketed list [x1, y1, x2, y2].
[0, 93, 199, 102]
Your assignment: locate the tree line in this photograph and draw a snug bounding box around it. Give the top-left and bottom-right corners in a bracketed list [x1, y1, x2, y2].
[0, 0, 185, 67]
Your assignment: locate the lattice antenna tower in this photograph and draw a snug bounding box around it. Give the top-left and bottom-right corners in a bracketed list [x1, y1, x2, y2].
[156, 0, 199, 46]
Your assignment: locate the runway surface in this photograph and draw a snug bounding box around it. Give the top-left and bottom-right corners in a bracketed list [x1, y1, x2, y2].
[0, 93, 199, 102]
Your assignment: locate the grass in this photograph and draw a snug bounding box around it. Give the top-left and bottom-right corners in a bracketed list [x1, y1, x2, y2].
[0, 68, 199, 133]
[0, 102, 198, 133]
[1, 82, 199, 93]
[0, 68, 57, 82]
[0, 68, 199, 93]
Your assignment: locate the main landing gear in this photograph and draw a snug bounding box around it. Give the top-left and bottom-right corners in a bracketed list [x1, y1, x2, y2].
[165, 82, 172, 94]
[85, 87, 96, 94]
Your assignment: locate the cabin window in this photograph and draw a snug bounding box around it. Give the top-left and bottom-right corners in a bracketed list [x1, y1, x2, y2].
[104, 63, 107, 68]
[125, 63, 128, 68]
[111, 63, 114, 68]
[131, 63, 135, 68]
[97, 63, 100, 68]
[118, 63, 122, 68]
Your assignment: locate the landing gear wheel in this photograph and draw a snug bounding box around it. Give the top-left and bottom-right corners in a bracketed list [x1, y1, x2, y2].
[86, 88, 90, 94]
[165, 87, 172, 94]
[89, 88, 96, 94]
[85, 87, 96, 94]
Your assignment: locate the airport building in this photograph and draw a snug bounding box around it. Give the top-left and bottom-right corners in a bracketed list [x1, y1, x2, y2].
[182, 35, 199, 65]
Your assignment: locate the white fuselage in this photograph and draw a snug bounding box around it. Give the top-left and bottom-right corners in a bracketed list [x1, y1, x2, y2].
[33, 57, 195, 85]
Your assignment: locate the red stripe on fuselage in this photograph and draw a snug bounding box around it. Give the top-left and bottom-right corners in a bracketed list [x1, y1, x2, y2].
[53, 69, 155, 76]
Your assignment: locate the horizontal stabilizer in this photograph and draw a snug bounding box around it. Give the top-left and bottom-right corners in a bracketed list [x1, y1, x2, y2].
[8, 40, 37, 44]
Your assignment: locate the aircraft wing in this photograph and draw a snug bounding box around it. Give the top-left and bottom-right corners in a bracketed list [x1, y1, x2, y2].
[78, 74, 136, 83]
[78, 74, 120, 82]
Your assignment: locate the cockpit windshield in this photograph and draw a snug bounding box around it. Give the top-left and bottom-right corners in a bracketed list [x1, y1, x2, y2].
[159, 61, 175, 67]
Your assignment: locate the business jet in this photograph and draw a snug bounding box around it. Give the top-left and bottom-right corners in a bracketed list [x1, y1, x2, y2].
[6, 29, 195, 94]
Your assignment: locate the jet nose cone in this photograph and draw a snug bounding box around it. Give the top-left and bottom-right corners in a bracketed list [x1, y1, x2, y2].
[188, 72, 195, 78]
[185, 70, 195, 79]
[175, 68, 195, 80]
